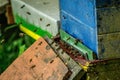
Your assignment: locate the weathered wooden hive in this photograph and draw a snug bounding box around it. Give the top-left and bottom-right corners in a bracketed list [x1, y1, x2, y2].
[11, 0, 60, 38]
[59, 0, 120, 59]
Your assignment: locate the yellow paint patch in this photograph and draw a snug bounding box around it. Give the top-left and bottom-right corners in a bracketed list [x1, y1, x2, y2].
[79, 62, 90, 71]
[20, 25, 41, 40]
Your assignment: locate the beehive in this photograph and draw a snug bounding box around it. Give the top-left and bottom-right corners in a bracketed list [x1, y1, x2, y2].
[59, 0, 120, 59]
[11, 0, 60, 38]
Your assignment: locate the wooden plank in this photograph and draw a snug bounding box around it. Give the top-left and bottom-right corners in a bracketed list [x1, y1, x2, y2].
[0, 38, 69, 80]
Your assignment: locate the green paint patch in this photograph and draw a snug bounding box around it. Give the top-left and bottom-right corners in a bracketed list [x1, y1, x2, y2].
[15, 15, 52, 38]
[60, 29, 94, 60]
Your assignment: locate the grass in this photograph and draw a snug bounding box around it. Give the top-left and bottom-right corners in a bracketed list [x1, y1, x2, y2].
[0, 24, 35, 74]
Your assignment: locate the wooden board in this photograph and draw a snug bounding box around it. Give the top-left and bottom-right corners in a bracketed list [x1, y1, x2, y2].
[0, 38, 69, 80]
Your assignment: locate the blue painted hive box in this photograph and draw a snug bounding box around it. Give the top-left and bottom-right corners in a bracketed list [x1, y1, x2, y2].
[59, 0, 120, 59]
